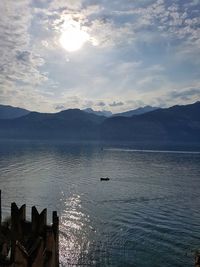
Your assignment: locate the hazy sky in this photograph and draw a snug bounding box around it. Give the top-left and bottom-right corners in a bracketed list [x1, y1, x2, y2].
[0, 0, 200, 112]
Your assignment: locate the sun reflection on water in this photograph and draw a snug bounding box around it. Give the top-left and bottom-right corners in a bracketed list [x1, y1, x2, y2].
[59, 194, 91, 266]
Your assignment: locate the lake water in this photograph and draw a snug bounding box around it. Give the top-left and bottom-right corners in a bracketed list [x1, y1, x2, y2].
[0, 141, 200, 266]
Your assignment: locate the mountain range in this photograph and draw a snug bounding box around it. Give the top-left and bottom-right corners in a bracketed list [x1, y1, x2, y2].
[83, 106, 159, 117]
[0, 105, 159, 119]
[113, 105, 159, 117]
[0, 104, 30, 119]
[83, 108, 112, 117]
[0, 102, 199, 144]
[101, 102, 200, 143]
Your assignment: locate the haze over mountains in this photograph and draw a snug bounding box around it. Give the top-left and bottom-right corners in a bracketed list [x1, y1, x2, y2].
[0, 104, 159, 119]
[113, 106, 159, 117]
[84, 106, 160, 117]
[83, 108, 112, 117]
[0, 102, 199, 145]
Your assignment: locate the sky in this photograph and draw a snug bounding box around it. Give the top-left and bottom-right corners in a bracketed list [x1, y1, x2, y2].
[0, 0, 200, 113]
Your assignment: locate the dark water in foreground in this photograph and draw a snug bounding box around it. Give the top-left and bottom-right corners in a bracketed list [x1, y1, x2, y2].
[0, 141, 200, 266]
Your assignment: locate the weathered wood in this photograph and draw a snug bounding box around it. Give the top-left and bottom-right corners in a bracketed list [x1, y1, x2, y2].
[0, 192, 59, 267]
[195, 253, 200, 267]
[52, 211, 59, 267]
[0, 191, 2, 225]
[10, 203, 26, 263]
[31, 239, 44, 267]
[31, 207, 47, 236]
[14, 241, 28, 267]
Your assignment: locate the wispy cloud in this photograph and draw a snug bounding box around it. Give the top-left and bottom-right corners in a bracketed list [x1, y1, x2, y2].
[109, 101, 124, 107]
[0, 0, 199, 112]
[164, 87, 200, 103]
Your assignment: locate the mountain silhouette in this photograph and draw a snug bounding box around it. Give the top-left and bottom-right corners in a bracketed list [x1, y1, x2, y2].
[0, 104, 30, 119]
[101, 102, 200, 143]
[0, 109, 105, 140]
[83, 108, 112, 117]
[0, 102, 199, 144]
[113, 105, 159, 117]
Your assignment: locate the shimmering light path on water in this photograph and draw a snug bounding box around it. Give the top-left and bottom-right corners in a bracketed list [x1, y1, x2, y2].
[0, 141, 200, 266]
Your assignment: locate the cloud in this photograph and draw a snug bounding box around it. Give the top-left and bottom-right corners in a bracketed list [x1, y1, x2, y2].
[96, 101, 106, 107]
[0, 0, 200, 113]
[167, 88, 200, 101]
[0, 0, 48, 108]
[109, 101, 124, 107]
[54, 104, 65, 110]
[132, 0, 200, 47]
[152, 84, 200, 107]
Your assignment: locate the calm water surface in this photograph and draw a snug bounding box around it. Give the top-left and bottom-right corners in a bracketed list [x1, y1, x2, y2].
[0, 141, 200, 266]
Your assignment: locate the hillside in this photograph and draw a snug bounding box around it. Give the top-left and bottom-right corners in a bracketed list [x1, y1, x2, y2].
[0, 104, 30, 119]
[113, 106, 159, 117]
[0, 102, 199, 144]
[101, 102, 200, 143]
[0, 109, 105, 140]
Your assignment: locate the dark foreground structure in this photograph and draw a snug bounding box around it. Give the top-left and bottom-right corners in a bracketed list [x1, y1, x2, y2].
[0, 191, 59, 267]
[0, 189, 199, 266]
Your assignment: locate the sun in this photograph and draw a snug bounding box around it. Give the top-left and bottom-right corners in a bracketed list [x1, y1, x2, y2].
[59, 22, 89, 52]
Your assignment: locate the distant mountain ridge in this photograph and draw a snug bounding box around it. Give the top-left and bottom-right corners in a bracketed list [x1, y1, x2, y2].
[0, 108, 105, 140]
[0, 104, 159, 120]
[83, 108, 112, 117]
[0, 104, 30, 119]
[113, 105, 160, 117]
[101, 102, 200, 143]
[0, 102, 199, 144]
[83, 106, 159, 118]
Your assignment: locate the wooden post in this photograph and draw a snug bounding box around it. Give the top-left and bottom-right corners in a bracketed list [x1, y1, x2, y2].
[11, 203, 26, 239]
[0, 190, 2, 226]
[32, 206, 47, 236]
[195, 253, 200, 267]
[32, 206, 40, 235]
[1, 199, 59, 267]
[53, 211, 59, 267]
[10, 203, 26, 262]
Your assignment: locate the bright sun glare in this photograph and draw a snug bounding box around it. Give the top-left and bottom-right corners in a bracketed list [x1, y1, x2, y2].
[59, 21, 89, 52]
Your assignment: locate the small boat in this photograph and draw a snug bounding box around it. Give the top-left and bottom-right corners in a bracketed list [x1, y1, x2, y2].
[100, 177, 110, 181]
